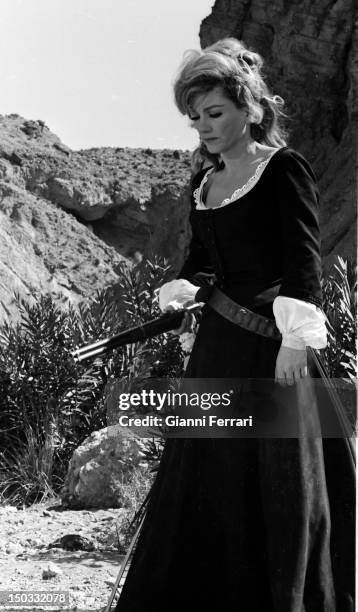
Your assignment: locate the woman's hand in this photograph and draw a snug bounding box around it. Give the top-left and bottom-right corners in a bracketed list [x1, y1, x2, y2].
[165, 305, 196, 335]
[156, 279, 202, 335]
[275, 345, 308, 386]
[158, 279, 199, 312]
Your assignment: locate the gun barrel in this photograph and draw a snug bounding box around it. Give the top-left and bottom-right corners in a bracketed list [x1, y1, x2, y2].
[71, 303, 202, 363]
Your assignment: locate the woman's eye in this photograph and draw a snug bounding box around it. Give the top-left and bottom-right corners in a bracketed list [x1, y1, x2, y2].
[188, 112, 222, 125]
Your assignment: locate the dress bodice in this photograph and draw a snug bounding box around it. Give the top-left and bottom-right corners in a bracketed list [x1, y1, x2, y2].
[194, 147, 282, 210]
[178, 147, 323, 311]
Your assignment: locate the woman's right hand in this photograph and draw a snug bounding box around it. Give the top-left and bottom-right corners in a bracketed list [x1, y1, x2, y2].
[165, 306, 196, 335]
[158, 279, 199, 311]
[157, 279, 202, 335]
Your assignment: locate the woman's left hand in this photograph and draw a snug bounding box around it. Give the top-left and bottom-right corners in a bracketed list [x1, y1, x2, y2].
[275, 345, 308, 386]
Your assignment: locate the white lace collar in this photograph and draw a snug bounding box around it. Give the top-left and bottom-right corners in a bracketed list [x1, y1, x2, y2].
[194, 147, 282, 210]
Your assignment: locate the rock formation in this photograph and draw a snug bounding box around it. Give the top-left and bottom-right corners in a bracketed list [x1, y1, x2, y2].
[1, 2, 356, 322]
[0, 115, 192, 320]
[200, 0, 357, 267]
[60, 425, 149, 509]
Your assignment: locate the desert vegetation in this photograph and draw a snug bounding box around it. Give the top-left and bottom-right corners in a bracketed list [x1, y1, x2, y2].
[0, 255, 356, 518]
[0, 257, 184, 511]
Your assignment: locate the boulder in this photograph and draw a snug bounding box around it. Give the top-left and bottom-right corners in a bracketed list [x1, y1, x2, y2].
[60, 425, 148, 509]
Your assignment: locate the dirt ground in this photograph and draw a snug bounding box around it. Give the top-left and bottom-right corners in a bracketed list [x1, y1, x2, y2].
[0, 497, 131, 611]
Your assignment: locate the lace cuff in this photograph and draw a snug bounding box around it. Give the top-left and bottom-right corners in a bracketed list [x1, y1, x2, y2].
[158, 279, 203, 312]
[273, 296, 327, 350]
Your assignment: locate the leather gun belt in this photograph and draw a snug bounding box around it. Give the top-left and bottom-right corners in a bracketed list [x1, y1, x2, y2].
[207, 285, 282, 342]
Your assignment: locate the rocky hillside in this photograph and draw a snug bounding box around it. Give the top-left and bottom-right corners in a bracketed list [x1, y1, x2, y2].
[1, 0, 356, 322]
[0, 115, 192, 320]
[200, 0, 357, 263]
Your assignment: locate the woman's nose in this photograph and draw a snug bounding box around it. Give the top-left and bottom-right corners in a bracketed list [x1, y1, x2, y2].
[196, 118, 212, 135]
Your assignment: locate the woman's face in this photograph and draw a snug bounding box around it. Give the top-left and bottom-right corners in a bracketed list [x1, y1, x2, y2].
[189, 86, 250, 156]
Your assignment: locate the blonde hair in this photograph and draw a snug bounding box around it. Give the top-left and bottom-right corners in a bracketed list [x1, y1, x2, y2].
[173, 38, 288, 170]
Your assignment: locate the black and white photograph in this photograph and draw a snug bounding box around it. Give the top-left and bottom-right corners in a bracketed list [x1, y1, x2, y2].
[0, 1, 356, 611]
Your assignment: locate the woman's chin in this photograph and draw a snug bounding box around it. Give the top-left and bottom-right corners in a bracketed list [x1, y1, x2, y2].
[204, 140, 221, 153]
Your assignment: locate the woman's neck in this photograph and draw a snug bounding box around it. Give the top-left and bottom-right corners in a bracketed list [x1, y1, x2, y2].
[220, 139, 261, 176]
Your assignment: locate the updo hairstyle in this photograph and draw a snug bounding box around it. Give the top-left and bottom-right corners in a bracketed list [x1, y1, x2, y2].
[173, 38, 287, 169]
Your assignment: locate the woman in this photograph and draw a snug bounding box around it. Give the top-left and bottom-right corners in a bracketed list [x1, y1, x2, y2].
[115, 38, 355, 611]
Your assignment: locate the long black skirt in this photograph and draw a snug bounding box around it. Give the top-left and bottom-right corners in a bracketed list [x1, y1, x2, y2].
[115, 303, 355, 612]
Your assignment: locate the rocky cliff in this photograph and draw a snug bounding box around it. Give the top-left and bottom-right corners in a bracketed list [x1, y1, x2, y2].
[0, 115, 192, 320]
[200, 0, 357, 262]
[1, 0, 357, 321]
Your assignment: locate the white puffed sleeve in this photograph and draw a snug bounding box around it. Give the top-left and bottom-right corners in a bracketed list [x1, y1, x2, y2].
[273, 296, 327, 350]
[158, 279, 203, 312]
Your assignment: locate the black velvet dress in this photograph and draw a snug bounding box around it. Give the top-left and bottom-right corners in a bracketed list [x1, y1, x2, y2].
[115, 148, 355, 611]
